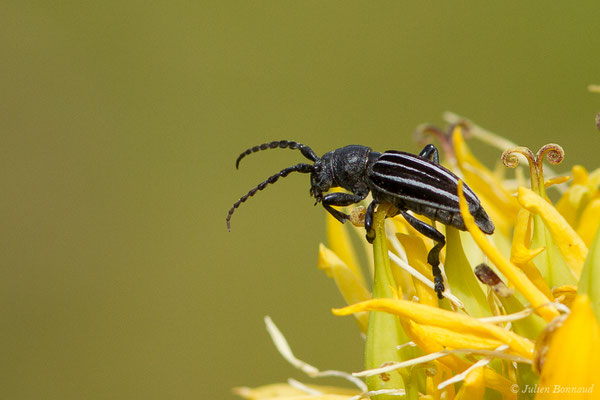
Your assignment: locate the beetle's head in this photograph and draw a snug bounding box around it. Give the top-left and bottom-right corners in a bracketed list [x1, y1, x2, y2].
[309, 154, 335, 203]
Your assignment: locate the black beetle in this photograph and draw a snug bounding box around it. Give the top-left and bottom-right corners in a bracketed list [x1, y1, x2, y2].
[226, 140, 494, 298]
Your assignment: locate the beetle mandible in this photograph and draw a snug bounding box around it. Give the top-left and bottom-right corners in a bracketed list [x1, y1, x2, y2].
[226, 140, 495, 298]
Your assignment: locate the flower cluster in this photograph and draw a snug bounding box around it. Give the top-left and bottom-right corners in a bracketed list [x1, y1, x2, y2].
[235, 115, 600, 400]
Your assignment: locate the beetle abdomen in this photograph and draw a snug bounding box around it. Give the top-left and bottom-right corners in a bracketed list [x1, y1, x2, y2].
[368, 151, 494, 234]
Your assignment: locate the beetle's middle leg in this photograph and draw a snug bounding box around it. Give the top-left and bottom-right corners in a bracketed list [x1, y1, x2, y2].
[397, 209, 446, 299]
[418, 144, 440, 165]
[322, 192, 366, 223]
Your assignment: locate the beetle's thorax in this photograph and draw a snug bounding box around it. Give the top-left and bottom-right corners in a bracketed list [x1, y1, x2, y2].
[332, 145, 373, 191]
[311, 145, 374, 199]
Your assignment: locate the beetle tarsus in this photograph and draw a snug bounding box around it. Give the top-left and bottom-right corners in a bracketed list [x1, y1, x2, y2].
[432, 265, 445, 299]
[398, 209, 447, 298]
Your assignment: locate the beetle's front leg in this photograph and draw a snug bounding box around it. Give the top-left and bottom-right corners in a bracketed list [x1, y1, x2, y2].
[418, 144, 440, 165]
[364, 200, 378, 243]
[397, 209, 446, 299]
[322, 192, 366, 223]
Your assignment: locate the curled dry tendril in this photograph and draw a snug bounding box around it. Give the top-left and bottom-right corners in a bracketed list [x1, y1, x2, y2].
[537, 144, 564, 166]
[501, 147, 535, 169]
[501, 144, 564, 193]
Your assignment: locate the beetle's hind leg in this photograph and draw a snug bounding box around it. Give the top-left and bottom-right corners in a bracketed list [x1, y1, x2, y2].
[322, 192, 366, 223]
[397, 209, 446, 299]
[418, 144, 440, 165]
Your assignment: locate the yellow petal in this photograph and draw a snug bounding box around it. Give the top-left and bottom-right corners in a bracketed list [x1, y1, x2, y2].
[544, 175, 571, 188]
[333, 298, 534, 359]
[510, 210, 542, 264]
[386, 236, 417, 300]
[552, 285, 577, 308]
[555, 185, 586, 228]
[326, 213, 366, 287]
[509, 209, 554, 300]
[576, 198, 600, 247]
[392, 214, 435, 250]
[454, 367, 485, 400]
[518, 187, 587, 278]
[411, 323, 507, 352]
[457, 181, 559, 322]
[318, 244, 370, 332]
[395, 233, 438, 306]
[589, 167, 600, 187]
[571, 165, 589, 184]
[537, 295, 600, 399]
[555, 165, 599, 229]
[402, 320, 517, 399]
[424, 361, 456, 399]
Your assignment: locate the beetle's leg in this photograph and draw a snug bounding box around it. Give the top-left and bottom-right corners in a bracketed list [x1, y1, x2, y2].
[322, 192, 366, 223]
[419, 144, 440, 165]
[398, 209, 446, 299]
[364, 200, 378, 243]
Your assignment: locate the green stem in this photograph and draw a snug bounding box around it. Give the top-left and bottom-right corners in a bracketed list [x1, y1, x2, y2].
[364, 204, 415, 400]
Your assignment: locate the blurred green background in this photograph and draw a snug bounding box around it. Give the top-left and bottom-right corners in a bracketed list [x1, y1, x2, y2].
[2, 1, 599, 399]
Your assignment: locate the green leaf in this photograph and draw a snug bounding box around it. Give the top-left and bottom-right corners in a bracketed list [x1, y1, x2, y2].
[531, 215, 576, 287]
[445, 227, 490, 318]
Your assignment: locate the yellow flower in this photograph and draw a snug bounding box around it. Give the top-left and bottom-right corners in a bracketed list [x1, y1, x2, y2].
[318, 243, 370, 332]
[536, 295, 600, 399]
[235, 116, 600, 400]
[556, 165, 600, 246]
[457, 180, 560, 322]
[333, 298, 534, 359]
[518, 186, 586, 278]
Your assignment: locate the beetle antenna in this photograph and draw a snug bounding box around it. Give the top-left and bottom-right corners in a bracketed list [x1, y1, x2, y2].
[235, 140, 318, 169]
[227, 163, 314, 230]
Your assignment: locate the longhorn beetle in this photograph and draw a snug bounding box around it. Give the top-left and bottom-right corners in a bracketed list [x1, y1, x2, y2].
[226, 140, 495, 298]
